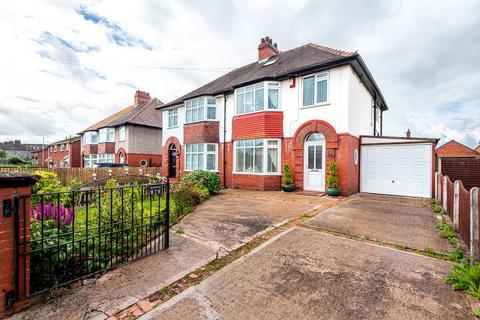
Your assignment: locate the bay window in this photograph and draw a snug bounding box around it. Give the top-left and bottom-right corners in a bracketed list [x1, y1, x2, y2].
[234, 139, 280, 174]
[168, 108, 178, 127]
[99, 128, 115, 143]
[119, 126, 126, 141]
[303, 72, 328, 107]
[83, 131, 98, 145]
[235, 82, 280, 115]
[185, 143, 218, 171]
[83, 154, 98, 168]
[185, 97, 217, 123]
[98, 153, 115, 163]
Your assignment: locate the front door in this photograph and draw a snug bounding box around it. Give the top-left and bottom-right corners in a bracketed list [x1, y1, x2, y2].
[304, 133, 325, 191]
[168, 144, 177, 178]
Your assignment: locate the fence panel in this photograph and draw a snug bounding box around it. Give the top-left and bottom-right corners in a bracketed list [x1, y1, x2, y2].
[459, 182, 471, 247]
[14, 179, 170, 300]
[446, 177, 454, 219]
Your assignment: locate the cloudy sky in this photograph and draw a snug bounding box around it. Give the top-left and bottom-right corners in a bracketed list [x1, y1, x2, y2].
[0, 0, 479, 147]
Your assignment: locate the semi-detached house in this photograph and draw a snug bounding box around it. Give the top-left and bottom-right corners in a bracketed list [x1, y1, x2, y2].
[157, 37, 388, 195]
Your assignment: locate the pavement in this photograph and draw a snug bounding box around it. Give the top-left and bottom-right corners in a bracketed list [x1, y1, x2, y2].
[141, 195, 471, 320]
[10, 190, 334, 320]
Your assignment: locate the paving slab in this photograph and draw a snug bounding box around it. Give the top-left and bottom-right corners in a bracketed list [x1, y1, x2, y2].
[142, 227, 470, 320]
[303, 195, 451, 253]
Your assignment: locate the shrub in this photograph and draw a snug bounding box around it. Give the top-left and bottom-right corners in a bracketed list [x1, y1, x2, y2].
[7, 156, 26, 165]
[172, 180, 201, 215]
[183, 170, 221, 195]
[327, 161, 339, 188]
[445, 259, 480, 299]
[282, 164, 294, 185]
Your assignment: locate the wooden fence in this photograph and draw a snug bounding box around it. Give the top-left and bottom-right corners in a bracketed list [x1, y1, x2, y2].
[0, 167, 163, 185]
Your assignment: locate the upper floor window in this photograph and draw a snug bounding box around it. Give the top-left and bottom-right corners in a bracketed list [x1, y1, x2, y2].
[302, 72, 328, 107]
[60, 144, 64, 151]
[83, 131, 98, 145]
[185, 97, 217, 123]
[66, 143, 69, 151]
[185, 143, 218, 171]
[235, 82, 279, 115]
[99, 128, 115, 143]
[168, 109, 178, 127]
[119, 126, 126, 142]
[53, 145, 57, 152]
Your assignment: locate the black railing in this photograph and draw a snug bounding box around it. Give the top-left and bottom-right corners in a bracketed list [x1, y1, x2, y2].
[14, 179, 170, 300]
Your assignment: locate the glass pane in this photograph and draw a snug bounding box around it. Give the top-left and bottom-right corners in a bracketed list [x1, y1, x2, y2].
[254, 83, 263, 89]
[192, 99, 198, 108]
[207, 154, 215, 170]
[255, 139, 263, 146]
[207, 98, 216, 105]
[244, 147, 253, 172]
[186, 154, 191, 170]
[245, 91, 254, 113]
[236, 93, 244, 114]
[315, 146, 323, 170]
[198, 106, 204, 121]
[198, 152, 204, 170]
[244, 140, 254, 147]
[198, 144, 204, 152]
[255, 88, 264, 111]
[186, 109, 192, 122]
[267, 140, 278, 146]
[236, 140, 244, 148]
[192, 144, 197, 152]
[303, 76, 314, 106]
[192, 154, 198, 170]
[207, 144, 216, 152]
[267, 148, 278, 172]
[236, 148, 244, 172]
[268, 88, 278, 109]
[254, 148, 263, 173]
[308, 146, 314, 169]
[207, 106, 216, 119]
[186, 144, 191, 152]
[316, 79, 327, 103]
[306, 132, 325, 142]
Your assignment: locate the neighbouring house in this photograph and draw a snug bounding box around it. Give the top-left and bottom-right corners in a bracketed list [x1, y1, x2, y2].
[436, 139, 480, 189]
[32, 147, 49, 167]
[0, 140, 43, 161]
[78, 90, 163, 168]
[156, 37, 388, 194]
[45, 136, 82, 168]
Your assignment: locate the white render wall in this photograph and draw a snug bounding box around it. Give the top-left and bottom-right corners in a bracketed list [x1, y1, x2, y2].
[347, 67, 375, 136]
[162, 106, 185, 145]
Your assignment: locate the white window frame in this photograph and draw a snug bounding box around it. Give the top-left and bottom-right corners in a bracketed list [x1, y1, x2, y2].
[168, 108, 178, 128]
[184, 143, 218, 172]
[185, 97, 217, 124]
[235, 81, 281, 115]
[98, 153, 115, 163]
[83, 154, 98, 168]
[99, 128, 115, 143]
[83, 131, 98, 145]
[53, 145, 57, 152]
[60, 144, 64, 152]
[119, 126, 126, 142]
[301, 72, 329, 108]
[233, 138, 281, 175]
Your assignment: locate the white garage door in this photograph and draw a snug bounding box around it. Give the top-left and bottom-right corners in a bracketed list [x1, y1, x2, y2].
[360, 143, 432, 198]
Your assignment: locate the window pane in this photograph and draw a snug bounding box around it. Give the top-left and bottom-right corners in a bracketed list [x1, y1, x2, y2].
[255, 139, 263, 146]
[244, 147, 253, 172]
[198, 106, 204, 121]
[308, 146, 315, 169]
[316, 79, 327, 103]
[207, 154, 215, 170]
[186, 154, 192, 170]
[186, 110, 192, 122]
[255, 87, 264, 111]
[192, 154, 198, 170]
[236, 148, 244, 172]
[254, 147, 263, 173]
[315, 146, 323, 169]
[303, 77, 315, 106]
[268, 88, 279, 109]
[186, 144, 191, 152]
[192, 144, 197, 152]
[237, 140, 244, 147]
[244, 140, 254, 147]
[198, 152, 204, 169]
[236, 93, 244, 114]
[198, 144, 204, 152]
[192, 107, 198, 121]
[207, 106, 216, 119]
[207, 144, 216, 152]
[245, 91, 254, 113]
[207, 98, 216, 105]
[267, 148, 278, 172]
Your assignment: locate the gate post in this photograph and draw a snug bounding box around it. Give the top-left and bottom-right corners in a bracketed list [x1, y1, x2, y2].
[0, 172, 38, 317]
[453, 181, 460, 231]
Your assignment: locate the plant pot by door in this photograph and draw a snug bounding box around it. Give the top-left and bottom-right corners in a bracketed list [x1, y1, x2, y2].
[282, 184, 295, 192]
[326, 187, 340, 196]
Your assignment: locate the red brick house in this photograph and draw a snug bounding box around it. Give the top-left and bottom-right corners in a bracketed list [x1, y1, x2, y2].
[45, 136, 81, 168]
[31, 147, 49, 167]
[157, 37, 389, 195]
[79, 91, 163, 168]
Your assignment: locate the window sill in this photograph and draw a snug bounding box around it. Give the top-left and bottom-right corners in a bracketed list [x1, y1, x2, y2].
[300, 102, 331, 109]
[232, 171, 281, 176]
[184, 169, 219, 173]
[167, 126, 179, 129]
[234, 109, 282, 116]
[185, 119, 219, 125]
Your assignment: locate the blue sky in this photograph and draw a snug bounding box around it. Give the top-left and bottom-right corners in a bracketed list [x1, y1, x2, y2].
[0, 0, 479, 147]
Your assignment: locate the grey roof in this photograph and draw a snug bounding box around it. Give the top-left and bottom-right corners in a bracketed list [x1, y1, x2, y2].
[159, 43, 387, 110]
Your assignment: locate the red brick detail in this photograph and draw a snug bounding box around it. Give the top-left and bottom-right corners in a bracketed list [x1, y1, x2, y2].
[218, 142, 233, 188]
[162, 137, 182, 178]
[82, 144, 98, 155]
[97, 142, 115, 154]
[184, 121, 219, 144]
[232, 174, 281, 191]
[116, 148, 127, 164]
[124, 153, 162, 167]
[258, 36, 279, 61]
[436, 139, 478, 158]
[335, 133, 360, 195]
[134, 90, 151, 105]
[48, 140, 81, 168]
[232, 112, 283, 140]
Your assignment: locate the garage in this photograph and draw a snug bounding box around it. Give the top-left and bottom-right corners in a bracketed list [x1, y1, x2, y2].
[360, 136, 436, 198]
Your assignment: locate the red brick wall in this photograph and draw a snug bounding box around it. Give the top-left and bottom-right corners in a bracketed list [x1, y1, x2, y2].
[232, 174, 281, 191]
[232, 111, 283, 140]
[97, 142, 115, 154]
[82, 144, 97, 155]
[335, 133, 360, 195]
[49, 148, 69, 167]
[218, 142, 233, 188]
[70, 140, 81, 168]
[184, 122, 219, 144]
[126, 153, 162, 167]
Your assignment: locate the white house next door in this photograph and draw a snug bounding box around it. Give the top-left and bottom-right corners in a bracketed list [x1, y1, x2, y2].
[304, 133, 326, 192]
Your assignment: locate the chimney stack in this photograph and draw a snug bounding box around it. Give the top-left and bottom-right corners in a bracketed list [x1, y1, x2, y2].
[258, 36, 279, 61]
[405, 129, 411, 138]
[134, 90, 151, 105]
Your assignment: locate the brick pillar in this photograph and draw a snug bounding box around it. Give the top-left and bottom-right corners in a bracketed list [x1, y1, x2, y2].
[0, 172, 38, 317]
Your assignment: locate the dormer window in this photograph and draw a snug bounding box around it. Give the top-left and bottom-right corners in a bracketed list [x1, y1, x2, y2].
[235, 82, 280, 115]
[185, 97, 217, 123]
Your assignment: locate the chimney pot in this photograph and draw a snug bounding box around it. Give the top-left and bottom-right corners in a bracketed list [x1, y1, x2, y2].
[134, 90, 151, 105]
[258, 36, 280, 61]
[405, 129, 411, 138]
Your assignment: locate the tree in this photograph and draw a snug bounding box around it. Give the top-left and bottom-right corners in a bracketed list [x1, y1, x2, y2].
[0, 148, 6, 159]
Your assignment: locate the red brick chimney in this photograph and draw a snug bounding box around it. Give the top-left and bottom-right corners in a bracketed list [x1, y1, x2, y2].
[258, 36, 279, 61]
[134, 90, 151, 105]
[405, 129, 411, 138]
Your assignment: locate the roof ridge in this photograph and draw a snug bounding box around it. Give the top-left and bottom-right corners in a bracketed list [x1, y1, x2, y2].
[128, 98, 163, 122]
[306, 43, 354, 57]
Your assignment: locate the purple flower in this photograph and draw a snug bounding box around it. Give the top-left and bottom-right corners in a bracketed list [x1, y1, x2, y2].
[31, 202, 75, 227]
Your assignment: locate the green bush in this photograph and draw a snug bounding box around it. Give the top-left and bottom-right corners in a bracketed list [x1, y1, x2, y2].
[282, 164, 294, 185]
[183, 170, 221, 195]
[172, 180, 200, 215]
[327, 161, 339, 188]
[445, 260, 480, 299]
[7, 156, 26, 165]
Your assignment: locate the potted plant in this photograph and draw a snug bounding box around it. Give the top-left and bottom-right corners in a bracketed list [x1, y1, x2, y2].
[326, 161, 340, 196]
[282, 164, 295, 192]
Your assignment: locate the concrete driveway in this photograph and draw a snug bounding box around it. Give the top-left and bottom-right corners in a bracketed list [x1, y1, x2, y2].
[142, 195, 470, 320]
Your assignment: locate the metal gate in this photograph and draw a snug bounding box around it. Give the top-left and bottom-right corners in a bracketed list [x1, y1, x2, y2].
[14, 179, 170, 300]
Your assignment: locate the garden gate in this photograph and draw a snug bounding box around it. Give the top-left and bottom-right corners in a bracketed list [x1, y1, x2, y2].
[13, 179, 170, 300]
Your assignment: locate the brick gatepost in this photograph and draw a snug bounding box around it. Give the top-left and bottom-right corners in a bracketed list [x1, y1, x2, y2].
[0, 172, 38, 317]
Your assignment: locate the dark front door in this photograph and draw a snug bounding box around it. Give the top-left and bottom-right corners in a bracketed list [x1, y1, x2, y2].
[168, 144, 177, 178]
